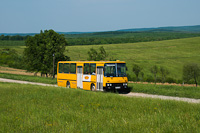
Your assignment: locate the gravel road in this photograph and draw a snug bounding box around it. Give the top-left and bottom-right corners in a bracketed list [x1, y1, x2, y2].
[1, 78, 200, 104]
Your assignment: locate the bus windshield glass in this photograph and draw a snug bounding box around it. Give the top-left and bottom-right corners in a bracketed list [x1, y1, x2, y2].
[104, 63, 126, 77]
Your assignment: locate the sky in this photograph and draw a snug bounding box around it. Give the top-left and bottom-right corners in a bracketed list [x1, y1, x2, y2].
[0, 0, 200, 33]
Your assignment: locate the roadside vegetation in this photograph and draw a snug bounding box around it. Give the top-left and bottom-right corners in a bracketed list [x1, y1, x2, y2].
[1, 82, 200, 132]
[0, 73, 57, 84]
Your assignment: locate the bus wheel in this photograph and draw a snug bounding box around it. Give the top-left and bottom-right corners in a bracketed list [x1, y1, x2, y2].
[91, 84, 95, 91]
[67, 81, 70, 88]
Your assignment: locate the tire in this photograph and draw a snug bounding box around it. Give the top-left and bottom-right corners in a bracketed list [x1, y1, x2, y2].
[66, 81, 70, 88]
[91, 84, 95, 91]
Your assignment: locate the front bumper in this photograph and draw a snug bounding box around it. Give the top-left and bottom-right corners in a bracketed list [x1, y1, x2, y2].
[105, 83, 128, 90]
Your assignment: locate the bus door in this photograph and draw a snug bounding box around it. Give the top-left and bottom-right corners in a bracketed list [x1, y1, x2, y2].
[77, 66, 83, 89]
[96, 66, 103, 91]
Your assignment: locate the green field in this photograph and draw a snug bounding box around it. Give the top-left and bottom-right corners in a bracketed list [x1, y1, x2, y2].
[66, 37, 200, 81]
[0, 82, 200, 132]
[1, 37, 200, 82]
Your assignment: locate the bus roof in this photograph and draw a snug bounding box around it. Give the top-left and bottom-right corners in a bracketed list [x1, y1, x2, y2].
[58, 60, 126, 64]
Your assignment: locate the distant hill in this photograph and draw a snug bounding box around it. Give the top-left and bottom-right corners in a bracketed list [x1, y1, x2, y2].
[118, 25, 200, 33]
[1, 25, 200, 36]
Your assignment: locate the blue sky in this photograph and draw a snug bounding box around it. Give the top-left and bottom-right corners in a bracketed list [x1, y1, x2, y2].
[0, 0, 200, 33]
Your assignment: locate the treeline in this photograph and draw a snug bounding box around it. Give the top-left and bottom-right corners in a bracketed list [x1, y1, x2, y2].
[0, 35, 30, 41]
[0, 48, 24, 69]
[128, 64, 200, 87]
[66, 32, 200, 45]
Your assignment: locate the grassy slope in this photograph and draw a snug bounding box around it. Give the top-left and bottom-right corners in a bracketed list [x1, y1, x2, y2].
[0, 37, 200, 80]
[66, 37, 200, 80]
[0, 82, 200, 132]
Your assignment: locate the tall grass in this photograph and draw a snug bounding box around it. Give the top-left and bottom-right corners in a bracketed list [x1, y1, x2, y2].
[0, 83, 200, 132]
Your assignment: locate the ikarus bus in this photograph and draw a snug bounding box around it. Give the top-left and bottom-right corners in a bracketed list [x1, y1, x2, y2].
[57, 60, 128, 91]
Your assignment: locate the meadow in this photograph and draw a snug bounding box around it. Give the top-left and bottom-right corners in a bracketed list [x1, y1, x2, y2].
[1, 37, 200, 83]
[66, 37, 200, 81]
[0, 82, 200, 132]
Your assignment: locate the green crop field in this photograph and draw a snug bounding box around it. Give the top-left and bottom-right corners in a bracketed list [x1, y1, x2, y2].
[0, 82, 200, 132]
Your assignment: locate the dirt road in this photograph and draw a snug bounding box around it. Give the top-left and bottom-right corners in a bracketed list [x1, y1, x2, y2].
[0, 78, 200, 104]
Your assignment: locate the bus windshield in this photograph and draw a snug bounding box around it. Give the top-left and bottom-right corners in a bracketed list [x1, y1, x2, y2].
[104, 63, 126, 77]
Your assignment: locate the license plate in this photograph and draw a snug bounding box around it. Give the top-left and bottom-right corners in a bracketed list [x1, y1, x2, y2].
[115, 87, 121, 89]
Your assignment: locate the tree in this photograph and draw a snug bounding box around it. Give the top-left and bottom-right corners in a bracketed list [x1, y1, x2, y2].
[87, 46, 108, 61]
[150, 65, 159, 84]
[132, 64, 142, 82]
[183, 63, 200, 87]
[87, 48, 98, 61]
[160, 66, 170, 84]
[98, 46, 108, 60]
[23, 30, 70, 77]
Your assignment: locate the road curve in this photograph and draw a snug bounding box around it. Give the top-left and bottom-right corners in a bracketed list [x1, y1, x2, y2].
[0, 78, 200, 104]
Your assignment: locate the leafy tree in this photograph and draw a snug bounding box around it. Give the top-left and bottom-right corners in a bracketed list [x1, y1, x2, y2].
[150, 65, 159, 84]
[87, 46, 108, 61]
[160, 66, 170, 83]
[132, 64, 142, 82]
[87, 48, 98, 61]
[98, 46, 108, 60]
[0, 48, 23, 69]
[183, 63, 200, 87]
[23, 30, 70, 77]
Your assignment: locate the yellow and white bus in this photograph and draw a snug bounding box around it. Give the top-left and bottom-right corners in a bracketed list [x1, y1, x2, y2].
[57, 60, 128, 91]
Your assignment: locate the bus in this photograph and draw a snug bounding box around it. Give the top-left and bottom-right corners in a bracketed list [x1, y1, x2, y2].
[57, 60, 128, 91]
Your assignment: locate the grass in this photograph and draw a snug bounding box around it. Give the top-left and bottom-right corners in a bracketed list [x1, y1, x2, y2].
[66, 37, 200, 80]
[129, 83, 200, 99]
[0, 82, 200, 132]
[1, 37, 200, 81]
[0, 73, 57, 84]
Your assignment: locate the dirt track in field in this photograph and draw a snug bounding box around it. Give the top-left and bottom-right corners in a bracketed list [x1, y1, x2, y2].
[0, 78, 200, 104]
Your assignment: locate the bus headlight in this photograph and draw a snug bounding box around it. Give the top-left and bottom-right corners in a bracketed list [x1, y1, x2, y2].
[107, 83, 112, 86]
[123, 83, 127, 86]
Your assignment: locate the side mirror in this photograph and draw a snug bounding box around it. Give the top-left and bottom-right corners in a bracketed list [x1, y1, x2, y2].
[126, 67, 128, 71]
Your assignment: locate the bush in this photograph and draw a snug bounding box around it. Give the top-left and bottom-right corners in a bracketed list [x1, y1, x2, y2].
[166, 77, 177, 83]
[144, 75, 154, 82]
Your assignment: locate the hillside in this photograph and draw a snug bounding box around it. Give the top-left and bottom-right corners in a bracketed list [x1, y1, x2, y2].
[1, 25, 200, 36]
[66, 37, 200, 81]
[0, 37, 200, 83]
[118, 25, 200, 33]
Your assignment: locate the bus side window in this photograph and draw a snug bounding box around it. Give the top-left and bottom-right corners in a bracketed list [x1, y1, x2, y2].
[84, 63, 89, 74]
[70, 63, 76, 74]
[91, 63, 96, 75]
[63, 63, 70, 73]
[59, 63, 63, 73]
